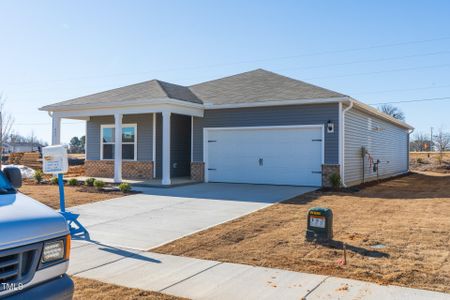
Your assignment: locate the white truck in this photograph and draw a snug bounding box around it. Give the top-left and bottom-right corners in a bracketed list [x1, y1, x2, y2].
[0, 167, 73, 299]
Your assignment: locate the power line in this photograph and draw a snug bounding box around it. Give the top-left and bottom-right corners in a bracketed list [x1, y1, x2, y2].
[14, 121, 84, 126]
[369, 96, 450, 105]
[297, 50, 450, 70]
[11, 58, 450, 97]
[4, 36, 450, 88]
[13, 95, 450, 127]
[304, 63, 450, 80]
[352, 83, 450, 95]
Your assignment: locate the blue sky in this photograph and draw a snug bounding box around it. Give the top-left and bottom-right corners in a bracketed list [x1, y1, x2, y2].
[1, 0, 449, 143]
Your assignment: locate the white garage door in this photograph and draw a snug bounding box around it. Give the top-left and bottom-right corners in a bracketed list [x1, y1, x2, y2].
[205, 126, 323, 186]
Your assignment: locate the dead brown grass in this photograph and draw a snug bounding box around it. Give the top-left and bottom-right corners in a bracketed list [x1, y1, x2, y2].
[73, 277, 186, 300]
[154, 172, 450, 293]
[410, 152, 450, 173]
[18, 181, 122, 209]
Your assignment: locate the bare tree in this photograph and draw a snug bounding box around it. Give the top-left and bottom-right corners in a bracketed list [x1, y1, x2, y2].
[379, 104, 405, 121]
[433, 128, 450, 164]
[410, 132, 431, 152]
[0, 95, 14, 161]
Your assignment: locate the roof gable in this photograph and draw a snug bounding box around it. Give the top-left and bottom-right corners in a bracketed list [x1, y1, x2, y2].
[41, 79, 201, 111]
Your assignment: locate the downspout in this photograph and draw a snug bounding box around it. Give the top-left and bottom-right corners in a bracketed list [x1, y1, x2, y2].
[341, 99, 354, 187]
[407, 128, 415, 171]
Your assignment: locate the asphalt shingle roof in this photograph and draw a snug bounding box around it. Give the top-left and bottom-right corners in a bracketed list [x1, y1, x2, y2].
[41, 79, 201, 110]
[189, 69, 346, 104]
[41, 69, 346, 110]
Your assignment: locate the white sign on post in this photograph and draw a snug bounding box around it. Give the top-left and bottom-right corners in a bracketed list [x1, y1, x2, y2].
[42, 145, 69, 174]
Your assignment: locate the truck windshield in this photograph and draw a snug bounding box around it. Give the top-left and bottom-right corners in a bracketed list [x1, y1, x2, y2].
[0, 171, 16, 194]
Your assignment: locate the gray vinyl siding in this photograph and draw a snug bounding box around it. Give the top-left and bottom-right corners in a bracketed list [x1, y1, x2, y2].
[343, 108, 409, 186]
[193, 104, 340, 164]
[86, 114, 153, 161]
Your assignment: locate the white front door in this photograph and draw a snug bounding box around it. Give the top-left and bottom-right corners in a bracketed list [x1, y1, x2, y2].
[205, 126, 323, 186]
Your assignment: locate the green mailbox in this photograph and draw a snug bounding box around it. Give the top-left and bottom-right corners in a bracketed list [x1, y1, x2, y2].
[305, 207, 333, 242]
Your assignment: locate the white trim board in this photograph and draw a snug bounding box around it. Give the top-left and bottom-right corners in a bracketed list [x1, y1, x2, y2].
[42, 96, 413, 130]
[152, 113, 156, 178]
[100, 123, 137, 161]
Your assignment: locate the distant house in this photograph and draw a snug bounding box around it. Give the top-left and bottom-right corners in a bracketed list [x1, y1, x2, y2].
[3, 142, 43, 154]
[40, 69, 414, 187]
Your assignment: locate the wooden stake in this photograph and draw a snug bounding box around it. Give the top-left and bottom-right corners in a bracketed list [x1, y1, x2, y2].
[343, 243, 347, 265]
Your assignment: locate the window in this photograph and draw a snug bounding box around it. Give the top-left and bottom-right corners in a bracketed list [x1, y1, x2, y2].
[101, 124, 137, 160]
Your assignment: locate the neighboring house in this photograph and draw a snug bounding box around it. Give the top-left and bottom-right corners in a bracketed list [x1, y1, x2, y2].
[2, 142, 42, 153]
[40, 69, 413, 187]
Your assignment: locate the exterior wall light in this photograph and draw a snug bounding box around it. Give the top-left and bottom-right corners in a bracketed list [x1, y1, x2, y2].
[327, 120, 334, 133]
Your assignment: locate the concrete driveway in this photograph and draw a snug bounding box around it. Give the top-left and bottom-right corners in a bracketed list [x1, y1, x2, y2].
[71, 183, 315, 250]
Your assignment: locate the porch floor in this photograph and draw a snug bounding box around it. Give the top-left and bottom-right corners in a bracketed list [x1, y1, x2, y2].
[65, 176, 199, 188]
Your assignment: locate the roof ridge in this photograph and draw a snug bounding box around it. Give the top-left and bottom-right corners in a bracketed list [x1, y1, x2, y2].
[152, 79, 172, 98]
[188, 68, 265, 88]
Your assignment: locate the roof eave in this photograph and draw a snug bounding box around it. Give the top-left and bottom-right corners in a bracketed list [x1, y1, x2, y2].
[39, 97, 204, 112]
[349, 98, 414, 130]
[203, 96, 350, 109]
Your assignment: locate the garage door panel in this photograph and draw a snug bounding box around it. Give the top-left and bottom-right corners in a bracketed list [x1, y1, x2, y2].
[206, 127, 323, 186]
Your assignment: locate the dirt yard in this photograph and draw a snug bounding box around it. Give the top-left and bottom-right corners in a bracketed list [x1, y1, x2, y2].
[73, 277, 185, 300]
[410, 151, 450, 173]
[154, 172, 450, 293]
[18, 181, 123, 209]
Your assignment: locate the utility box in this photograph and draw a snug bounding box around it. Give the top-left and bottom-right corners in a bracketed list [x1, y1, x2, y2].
[42, 145, 69, 174]
[305, 207, 333, 242]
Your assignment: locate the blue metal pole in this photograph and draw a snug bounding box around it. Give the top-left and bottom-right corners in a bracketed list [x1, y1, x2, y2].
[58, 173, 65, 213]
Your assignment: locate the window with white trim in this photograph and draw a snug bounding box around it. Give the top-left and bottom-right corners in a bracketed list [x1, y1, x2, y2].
[100, 124, 137, 160]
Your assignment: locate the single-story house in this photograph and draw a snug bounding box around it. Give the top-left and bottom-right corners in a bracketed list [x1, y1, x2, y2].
[40, 69, 413, 187]
[2, 142, 43, 154]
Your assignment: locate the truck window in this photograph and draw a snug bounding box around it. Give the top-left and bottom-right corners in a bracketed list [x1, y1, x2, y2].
[0, 171, 16, 194]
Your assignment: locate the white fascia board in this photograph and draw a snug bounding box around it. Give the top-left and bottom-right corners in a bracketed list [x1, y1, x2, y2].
[203, 97, 349, 109]
[350, 98, 414, 130]
[40, 97, 204, 113]
[50, 101, 204, 119]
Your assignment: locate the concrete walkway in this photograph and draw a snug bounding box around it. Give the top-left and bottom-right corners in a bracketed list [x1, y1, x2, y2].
[70, 183, 314, 250]
[69, 241, 449, 300]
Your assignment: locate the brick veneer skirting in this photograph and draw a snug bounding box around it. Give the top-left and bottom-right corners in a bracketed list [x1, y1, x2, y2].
[322, 164, 341, 188]
[191, 161, 205, 182]
[85, 160, 154, 180]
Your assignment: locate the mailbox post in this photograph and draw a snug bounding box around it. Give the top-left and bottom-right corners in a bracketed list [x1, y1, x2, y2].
[305, 207, 333, 243]
[42, 145, 89, 239]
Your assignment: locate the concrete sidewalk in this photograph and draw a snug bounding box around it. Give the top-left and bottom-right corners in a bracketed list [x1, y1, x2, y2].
[69, 241, 449, 300]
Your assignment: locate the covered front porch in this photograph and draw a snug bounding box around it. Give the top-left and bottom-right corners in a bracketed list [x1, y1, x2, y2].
[50, 101, 205, 186]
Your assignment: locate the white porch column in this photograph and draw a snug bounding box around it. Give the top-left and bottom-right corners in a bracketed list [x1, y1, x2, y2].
[114, 112, 123, 183]
[152, 113, 156, 178]
[162, 111, 171, 185]
[51, 115, 61, 145]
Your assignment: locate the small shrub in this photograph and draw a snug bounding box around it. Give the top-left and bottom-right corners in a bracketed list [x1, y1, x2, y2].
[118, 182, 132, 193]
[329, 173, 341, 189]
[416, 158, 424, 164]
[50, 177, 59, 185]
[68, 178, 78, 186]
[93, 179, 105, 190]
[34, 170, 44, 184]
[85, 177, 96, 187]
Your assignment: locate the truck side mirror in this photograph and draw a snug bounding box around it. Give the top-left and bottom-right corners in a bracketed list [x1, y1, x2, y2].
[4, 167, 22, 188]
